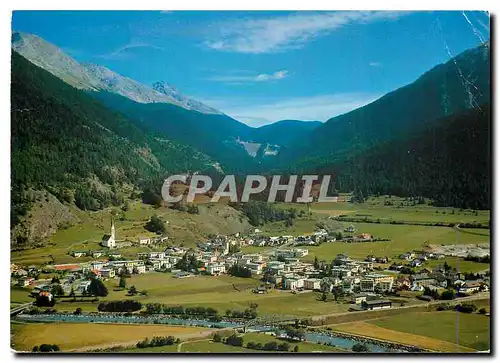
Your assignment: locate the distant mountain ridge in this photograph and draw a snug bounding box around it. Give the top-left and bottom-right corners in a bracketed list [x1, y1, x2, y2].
[152, 81, 221, 114]
[11, 31, 491, 210]
[11, 32, 102, 91]
[251, 119, 322, 147]
[11, 31, 222, 114]
[12, 31, 325, 171]
[92, 91, 260, 173]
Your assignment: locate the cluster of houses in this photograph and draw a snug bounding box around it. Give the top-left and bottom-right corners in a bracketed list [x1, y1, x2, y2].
[241, 226, 377, 248]
[197, 236, 231, 254]
[99, 218, 168, 249]
[11, 264, 43, 288]
[138, 236, 169, 246]
[261, 252, 395, 298]
[397, 250, 445, 268]
[13, 223, 490, 313]
[244, 235, 293, 247]
[365, 255, 390, 264]
[71, 250, 122, 259]
[50, 259, 147, 278]
[137, 248, 186, 272]
[393, 265, 489, 294]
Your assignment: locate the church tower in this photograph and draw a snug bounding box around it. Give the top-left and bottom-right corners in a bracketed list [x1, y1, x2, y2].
[111, 217, 115, 240]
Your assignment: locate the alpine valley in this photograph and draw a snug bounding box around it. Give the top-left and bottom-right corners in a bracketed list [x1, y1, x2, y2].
[11, 31, 490, 246]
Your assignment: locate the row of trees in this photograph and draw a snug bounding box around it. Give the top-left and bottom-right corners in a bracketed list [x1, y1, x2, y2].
[352, 342, 370, 352]
[455, 303, 478, 314]
[32, 344, 60, 352]
[458, 222, 488, 229]
[422, 287, 455, 301]
[246, 340, 291, 352]
[136, 336, 179, 349]
[216, 333, 296, 352]
[464, 255, 490, 263]
[225, 306, 258, 320]
[174, 253, 204, 272]
[144, 303, 218, 318]
[143, 303, 258, 320]
[436, 302, 485, 314]
[229, 264, 252, 278]
[231, 201, 298, 226]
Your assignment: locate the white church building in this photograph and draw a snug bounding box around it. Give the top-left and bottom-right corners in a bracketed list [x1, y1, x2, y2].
[101, 218, 116, 248]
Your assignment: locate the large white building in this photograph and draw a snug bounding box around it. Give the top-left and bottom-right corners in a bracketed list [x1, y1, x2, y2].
[109, 260, 146, 274]
[138, 237, 152, 245]
[207, 262, 226, 275]
[304, 278, 321, 290]
[360, 274, 394, 292]
[284, 276, 305, 290]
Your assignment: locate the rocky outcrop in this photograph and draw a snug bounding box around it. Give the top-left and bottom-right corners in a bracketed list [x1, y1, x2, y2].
[11, 190, 79, 247]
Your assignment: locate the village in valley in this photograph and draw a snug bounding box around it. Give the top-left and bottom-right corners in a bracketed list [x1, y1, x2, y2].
[10, 195, 491, 353]
[9, 9, 491, 354]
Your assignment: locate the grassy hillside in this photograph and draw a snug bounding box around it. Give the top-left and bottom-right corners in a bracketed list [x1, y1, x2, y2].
[11, 201, 251, 265]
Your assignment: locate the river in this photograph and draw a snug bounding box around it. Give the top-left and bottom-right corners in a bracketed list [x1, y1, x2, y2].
[15, 313, 407, 353]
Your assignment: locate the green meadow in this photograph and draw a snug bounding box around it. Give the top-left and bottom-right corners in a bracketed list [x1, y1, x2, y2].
[51, 272, 351, 317]
[371, 310, 490, 351]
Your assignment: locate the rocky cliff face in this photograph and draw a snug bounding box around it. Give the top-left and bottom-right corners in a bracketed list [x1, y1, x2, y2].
[12, 32, 101, 90]
[11, 190, 80, 247]
[152, 81, 222, 114]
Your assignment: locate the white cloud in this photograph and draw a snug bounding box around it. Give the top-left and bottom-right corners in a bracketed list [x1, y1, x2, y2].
[98, 41, 164, 60]
[200, 93, 380, 127]
[205, 11, 408, 54]
[208, 70, 289, 83]
[369, 62, 381, 67]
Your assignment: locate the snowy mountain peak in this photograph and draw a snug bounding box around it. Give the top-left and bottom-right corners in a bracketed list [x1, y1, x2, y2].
[82, 63, 179, 105]
[12, 31, 101, 91]
[12, 31, 222, 115]
[152, 80, 222, 114]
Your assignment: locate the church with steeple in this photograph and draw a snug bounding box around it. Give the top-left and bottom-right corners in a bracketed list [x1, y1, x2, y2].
[101, 216, 116, 248]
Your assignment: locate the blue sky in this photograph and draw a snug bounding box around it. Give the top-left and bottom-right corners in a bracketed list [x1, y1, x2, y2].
[12, 10, 490, 126]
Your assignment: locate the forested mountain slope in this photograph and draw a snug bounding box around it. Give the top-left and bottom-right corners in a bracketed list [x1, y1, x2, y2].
[286, 42, 490, 170]
[251, 120, 322, 147]
[93, 91, 261, 173]
[318, 105, 490, 209]
[11, 51, 215, 242]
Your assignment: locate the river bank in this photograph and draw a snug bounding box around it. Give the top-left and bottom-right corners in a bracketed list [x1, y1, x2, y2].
[14, 313, 401, 353]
